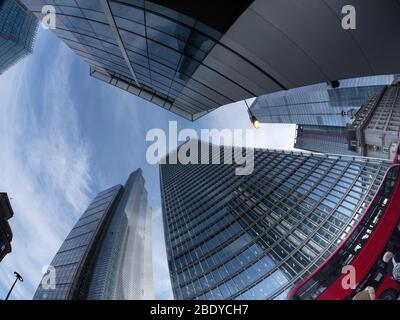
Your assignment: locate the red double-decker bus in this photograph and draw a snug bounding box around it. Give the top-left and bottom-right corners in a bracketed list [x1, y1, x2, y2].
[288, 145, 400, 300]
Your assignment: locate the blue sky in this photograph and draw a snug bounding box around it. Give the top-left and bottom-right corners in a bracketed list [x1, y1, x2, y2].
[0, 27, 295, 300]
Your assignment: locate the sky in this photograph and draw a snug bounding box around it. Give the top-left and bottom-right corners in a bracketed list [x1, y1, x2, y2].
[0, 27, 295, 300]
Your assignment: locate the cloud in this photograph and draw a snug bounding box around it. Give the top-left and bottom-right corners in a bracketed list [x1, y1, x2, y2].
[0, 31, 93, 299]
[27, 45, 93, 214]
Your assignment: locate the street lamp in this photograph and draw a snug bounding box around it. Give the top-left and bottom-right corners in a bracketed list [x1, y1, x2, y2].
[5, 272, 23, 300]
[250, 115, 261, 129]
[244, 100, 260, 129]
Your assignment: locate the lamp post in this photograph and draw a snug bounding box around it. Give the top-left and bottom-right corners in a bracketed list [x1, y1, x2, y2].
[244, 99, 260, 129]
[5, 272, 23, 300]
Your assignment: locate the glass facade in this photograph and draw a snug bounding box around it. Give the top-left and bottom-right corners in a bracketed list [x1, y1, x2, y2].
[87, 169, 154, 300]
[21, 0, 256, 120]
[0, 0, 38, 74]
[20, 1, 400, 120]
[34, 169, 154, 300]
[250, 75, 394, 127]
[33, 185, 123, 300]
[294, 125, 358, 156]
[160, 143, 391, 300]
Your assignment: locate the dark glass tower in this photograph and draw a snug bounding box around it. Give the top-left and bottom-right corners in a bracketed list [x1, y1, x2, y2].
[21, 0, 261, 120]
[0, 192, 14, 262]
[0, 0, 38, 74]
[160, 142, 391, 300]
[34, 169, 154, 300]
[21, 1, 400, 120]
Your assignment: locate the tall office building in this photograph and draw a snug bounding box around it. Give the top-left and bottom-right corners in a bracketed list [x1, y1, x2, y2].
[160, 141, 390, 300]
[294, 125, 358, 157]
[250, 75, 394, 127]
[249, 75, 399, 160]
[34, 169, 154, 300]
[0, 193, 14, 262]
[348, 83, 400, 160]
[21, 1, 400, 120]
[0, 0, 38, 74]
[292, 82, 400, 160]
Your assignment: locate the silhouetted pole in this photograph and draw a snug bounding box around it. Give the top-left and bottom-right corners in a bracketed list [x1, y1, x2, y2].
[5, 272, 23, 300]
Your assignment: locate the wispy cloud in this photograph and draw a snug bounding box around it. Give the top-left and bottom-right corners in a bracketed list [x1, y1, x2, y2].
[27, 44, 93, 214]
[0, 31, 93, 299]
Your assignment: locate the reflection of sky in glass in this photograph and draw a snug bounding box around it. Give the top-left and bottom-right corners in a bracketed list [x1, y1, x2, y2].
[162, 149, 390, 300]
[33, 186, 122, 300]
[251, 75, 394, 127]
[0, 0, 38, 74]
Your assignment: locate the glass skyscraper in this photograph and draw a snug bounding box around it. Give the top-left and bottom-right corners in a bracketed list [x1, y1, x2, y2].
[0, 192, 14, 262]
[249, 75, 398, 159]
[21, 0, 267, 120]
[291, 81, 400, 160]
[250, 75, 394, 127]
[21, 1, 400, 120]
[160, 142, 390, 300]
[294, 125, 358, 157]
[34, 169, 154, 300]
[0, 0, 38, 74]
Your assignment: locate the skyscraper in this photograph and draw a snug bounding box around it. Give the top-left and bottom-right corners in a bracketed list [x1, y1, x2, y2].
[0, 0, 38, 74]
[250, 75, 394, 127]
[294, 125, 358, 157]
[348, 83, 400, 160]
[21, 1, 400, 120]
[160, 141, 390, 300]
[249, 75, 399, 160]
[293, 82, 400, 160]
[34, 169, 154, 300]
[0, 192, 14, 262]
